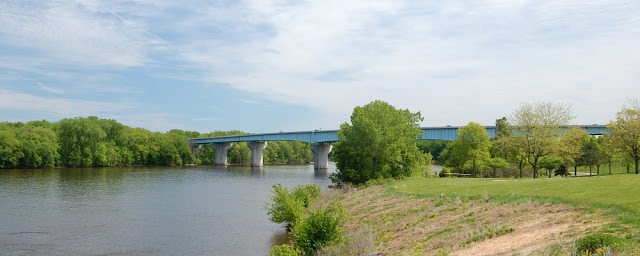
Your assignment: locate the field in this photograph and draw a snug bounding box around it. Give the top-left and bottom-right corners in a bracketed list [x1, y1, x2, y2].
[390, 174, 640, 212]
[317, 173, 640, 255]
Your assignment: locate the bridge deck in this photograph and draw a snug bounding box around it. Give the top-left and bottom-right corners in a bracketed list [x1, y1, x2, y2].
[188, 125, 607, 145]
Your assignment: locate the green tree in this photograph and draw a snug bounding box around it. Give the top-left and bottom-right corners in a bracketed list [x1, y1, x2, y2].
[57, 117, 107, 167]
[597, 136, 616, 175]
[557, 127, 590, 176]
[537, 155, 563, 178]
[577, 137, 606, 176]
[510, 102, 573, 178]
[443, 122, 492, 177]
[0, 129, 23, 168]
[607, 100, 640, 174]
[332, 100, 426, 185]
[494, 118, 530, 178]
[486, 157, 509, 178]
[17, 125, 59, 168]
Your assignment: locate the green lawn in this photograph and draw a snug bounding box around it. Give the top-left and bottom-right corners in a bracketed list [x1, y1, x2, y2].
[389, 173, 640, 213]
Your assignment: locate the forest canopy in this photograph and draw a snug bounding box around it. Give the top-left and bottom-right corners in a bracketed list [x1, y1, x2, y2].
[0, 116, 312, 169]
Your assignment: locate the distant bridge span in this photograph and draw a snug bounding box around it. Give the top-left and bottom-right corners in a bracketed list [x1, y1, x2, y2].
[188, 125, 608, 169]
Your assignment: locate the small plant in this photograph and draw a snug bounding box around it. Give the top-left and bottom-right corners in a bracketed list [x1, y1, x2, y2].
[269, 244, 302, 256]
[265, 184, 321, 229]
[293, 205, 346, 255]
[576, 233, 619, 255]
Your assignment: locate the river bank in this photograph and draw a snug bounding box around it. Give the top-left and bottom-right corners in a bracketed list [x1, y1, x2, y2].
[312, 176, 640, 255]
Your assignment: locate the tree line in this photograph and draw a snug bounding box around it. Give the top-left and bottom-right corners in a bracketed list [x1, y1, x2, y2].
[437, 100, 640, 178]
[329, 100, 640, 185]
[0, 116, 313, 169]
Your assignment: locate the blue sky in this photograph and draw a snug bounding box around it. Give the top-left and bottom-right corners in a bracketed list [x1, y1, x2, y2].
[1, 0, 639, 133]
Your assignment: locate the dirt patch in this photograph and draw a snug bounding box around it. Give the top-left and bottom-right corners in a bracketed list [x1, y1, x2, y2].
[321, 186, 610, 256]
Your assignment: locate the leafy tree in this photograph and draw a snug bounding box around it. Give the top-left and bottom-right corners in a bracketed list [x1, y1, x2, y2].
[494, 118, 529, 178]
[486, 157, 509, 178]
[537, 155, 563, 178]
[577, 137, 606, 176]
[510, 102, 573, 178]
[607, 99, 640, 174]
[597, 135, 616, 175]
[17, 125, 59, 168]
[0, 129, 23, 168]
[332, 100, 426, 185]
[57, 117, 107, 167]
[557, 127, 590, 176]
[442, 122, 492, 177]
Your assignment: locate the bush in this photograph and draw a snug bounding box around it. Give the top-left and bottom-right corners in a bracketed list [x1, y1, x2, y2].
[576, 233, 619, 254]
[292, 184, 320, 208]
[269, 244, 302, 256]
[555, 164, 569, 177]
[293, 205, 345, 255]
[265, 184, 321, 229]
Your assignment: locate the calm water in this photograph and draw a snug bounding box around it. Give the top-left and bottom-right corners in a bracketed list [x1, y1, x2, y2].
[0, 164, 335, 255]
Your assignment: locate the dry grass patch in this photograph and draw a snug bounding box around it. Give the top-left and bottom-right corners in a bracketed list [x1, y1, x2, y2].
[319, 186, 612, 256]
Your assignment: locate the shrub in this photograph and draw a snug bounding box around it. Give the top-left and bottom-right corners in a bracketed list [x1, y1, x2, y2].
[555, 164, 569, 177]
[576, 233, 619, 254]
[292, 184, 320, 208]
[269, 244, 302, 256]
[265, 184, 321, 229]
[293, 205, 345, 255]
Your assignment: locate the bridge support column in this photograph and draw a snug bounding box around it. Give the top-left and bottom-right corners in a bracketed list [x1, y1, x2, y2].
[247, 141, 267, 167]
[212, 142, 233, 166]
[189, 144, 201, 159]
[310, 144, 332, 169]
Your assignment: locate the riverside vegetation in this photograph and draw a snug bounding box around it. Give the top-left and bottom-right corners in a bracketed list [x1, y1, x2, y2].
[0, 116, 313, 169]
[265, 99, 640, 255]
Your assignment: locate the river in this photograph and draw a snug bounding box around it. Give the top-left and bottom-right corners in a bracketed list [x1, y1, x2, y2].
[0, 164, 335, 255]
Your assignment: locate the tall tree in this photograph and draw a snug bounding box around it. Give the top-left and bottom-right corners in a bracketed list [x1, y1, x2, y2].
[443, 122, 492, 177]
[494, 118, 528, 177]
[332, 100, 426, 184]
[510, 102, 573, 178]
[557, 127, 590, 176]
[577, 137, 606, 176]
[608, 99, 640, 174]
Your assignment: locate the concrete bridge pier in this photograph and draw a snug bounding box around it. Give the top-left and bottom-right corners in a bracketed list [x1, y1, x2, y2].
[247, 141, 267, 167]
[212, 142, 233, 166]
[189, 144, 201, 159]
[310, 144, 332, 169]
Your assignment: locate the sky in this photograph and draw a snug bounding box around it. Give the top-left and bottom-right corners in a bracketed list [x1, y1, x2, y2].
[1, 0, 639, 133]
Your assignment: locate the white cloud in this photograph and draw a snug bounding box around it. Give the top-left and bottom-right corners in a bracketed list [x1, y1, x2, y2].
[0, 0, 156, 69]
[2, 0, 639, 131]
[36, 82, 62, 94]
[0, 89, 134, 116]
[169, 0, 639, 126]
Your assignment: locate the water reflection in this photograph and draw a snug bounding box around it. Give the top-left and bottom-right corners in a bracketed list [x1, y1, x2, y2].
[314, 168, 328, 179]
[251, 167, 265, 176]
[270, 229, 291, 247]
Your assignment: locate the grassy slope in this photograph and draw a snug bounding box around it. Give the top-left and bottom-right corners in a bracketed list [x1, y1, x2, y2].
[384, 174, 640, 254]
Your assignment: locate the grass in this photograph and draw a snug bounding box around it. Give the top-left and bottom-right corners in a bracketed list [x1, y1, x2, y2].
[389, 173, 640, 212]
[387, 173, 640, 254]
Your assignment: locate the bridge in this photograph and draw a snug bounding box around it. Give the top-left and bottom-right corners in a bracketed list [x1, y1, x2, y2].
[188, 125, 608, 169]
